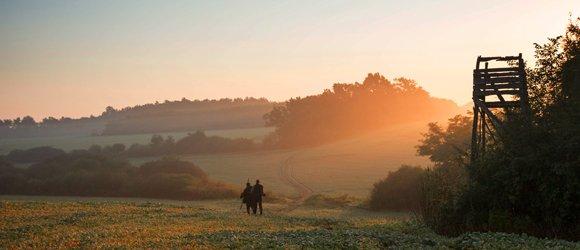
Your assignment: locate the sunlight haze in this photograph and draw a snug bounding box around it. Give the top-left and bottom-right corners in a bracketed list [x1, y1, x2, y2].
[1, 0, 577, 119]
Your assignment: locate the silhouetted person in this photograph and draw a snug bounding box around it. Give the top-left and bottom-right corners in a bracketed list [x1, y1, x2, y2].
[240, 182, 253, 214]
[251, 179, 265, 215]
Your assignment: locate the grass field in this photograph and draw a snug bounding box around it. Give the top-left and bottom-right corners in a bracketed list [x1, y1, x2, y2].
[2, 122, 578, 248]
[0, 127, 274, 155]
[129, 122, 434, 198]
[2, 121, 434, 198]
[2, 121, 440, 199]
[1, 196, 577, 249]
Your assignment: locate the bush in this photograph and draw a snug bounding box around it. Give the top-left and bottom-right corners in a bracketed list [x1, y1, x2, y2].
[123, 130, 258, 157]
[452, 109, 580, 240]
[5, 146, 65, 163]
[138, 157, 207, 179]
[0, 158, 26, 193]
[419, 164, 467, 235]
[368, 165, 425, 211]
[0, 152, 236, 200]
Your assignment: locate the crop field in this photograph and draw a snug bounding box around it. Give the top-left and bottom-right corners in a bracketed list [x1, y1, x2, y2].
[1, 196, 577, 249]
[0, 127, 274, 155]
[130, 122, 434, 198]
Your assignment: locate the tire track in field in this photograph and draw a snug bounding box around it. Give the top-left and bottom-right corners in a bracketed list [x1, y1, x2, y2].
[278, 153, 314, 212]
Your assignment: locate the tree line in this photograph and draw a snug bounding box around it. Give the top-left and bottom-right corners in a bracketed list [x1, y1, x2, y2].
[263, 74, 459, 147]
[118, 131, 259, 157]
[1, 131, 259, 164]
[0, 97, 272, 129]
[0, 152, 236, 200]
[0, 97, 275, 138]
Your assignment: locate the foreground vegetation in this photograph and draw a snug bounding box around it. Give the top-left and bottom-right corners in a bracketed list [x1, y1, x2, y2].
[1, 198, 578, 249]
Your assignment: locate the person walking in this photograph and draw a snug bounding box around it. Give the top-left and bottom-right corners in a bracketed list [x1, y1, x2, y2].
[240, 182, 253, 214]
[251, 179, 265, 215]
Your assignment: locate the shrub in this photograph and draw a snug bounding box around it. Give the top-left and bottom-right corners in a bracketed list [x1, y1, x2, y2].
[419, 164, 467, 235]
[0, 152, 236, 200]
[5, 146, 65, 163]
[123, 130, 258, 157]
[138, 156, 207, 179]
[452, 108, 580, 240]
[368, 165, 425, 211]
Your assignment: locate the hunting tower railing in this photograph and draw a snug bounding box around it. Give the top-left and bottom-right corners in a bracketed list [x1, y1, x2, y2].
[470, 53, 530, 162]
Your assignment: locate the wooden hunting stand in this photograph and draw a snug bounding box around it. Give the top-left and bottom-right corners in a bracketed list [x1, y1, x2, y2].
[470, 54, 530, 162]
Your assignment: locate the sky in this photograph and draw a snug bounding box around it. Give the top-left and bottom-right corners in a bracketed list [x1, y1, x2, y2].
[0, 0, 578, 120]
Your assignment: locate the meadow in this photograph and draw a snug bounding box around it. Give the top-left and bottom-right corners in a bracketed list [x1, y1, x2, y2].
[2, 121, 435, 198]
[128, 122, 434, 198]
[0, 127, 273, 155]
[1, 196, 577, 249]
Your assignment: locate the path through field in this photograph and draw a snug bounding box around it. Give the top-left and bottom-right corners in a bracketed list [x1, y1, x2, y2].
[278, 152, 314, 210]
[131, 122, 437, 199]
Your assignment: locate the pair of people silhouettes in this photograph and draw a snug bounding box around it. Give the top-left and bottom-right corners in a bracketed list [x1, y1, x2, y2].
[240, 180, 265, 215]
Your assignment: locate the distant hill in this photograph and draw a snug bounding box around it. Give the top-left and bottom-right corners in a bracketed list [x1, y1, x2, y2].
[0, 98, 276, 138]
[101, 98, 275, 135]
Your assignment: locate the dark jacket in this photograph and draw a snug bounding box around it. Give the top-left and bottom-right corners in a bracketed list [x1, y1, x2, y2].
[240, 186, 253, 204]
[252, 183, 264, 201]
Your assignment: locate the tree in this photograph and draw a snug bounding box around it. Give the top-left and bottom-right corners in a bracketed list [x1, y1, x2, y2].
[416, 114, 472, 166]
[263, 73, 459, 147]
[41, 117, 59, 127]
[417, 17, 580, 241]
[527, 17, 580, 114]
[102, 106, 117, 116]
[414, 116, 471, 235]
[20, 116, 36, 127]
[150, 134, 164, 146]
[1, 119, 13, 128]
[88, 145, 103, 154]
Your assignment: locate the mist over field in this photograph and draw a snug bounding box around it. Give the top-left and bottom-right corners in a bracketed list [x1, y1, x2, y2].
[1, 1, 578, 248]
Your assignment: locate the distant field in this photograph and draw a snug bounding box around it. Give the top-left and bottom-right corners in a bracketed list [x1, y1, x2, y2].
[0, 127, 274, 155]
[129, 122, 435, 198]
[2, 121, 434, 198]
[1, 197, 576, 249]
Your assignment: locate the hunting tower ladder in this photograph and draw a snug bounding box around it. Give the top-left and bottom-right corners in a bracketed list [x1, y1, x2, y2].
[470, 54, 530, 162]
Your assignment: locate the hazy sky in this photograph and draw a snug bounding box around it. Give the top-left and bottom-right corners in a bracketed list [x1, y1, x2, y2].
[1, 0, 577, 120]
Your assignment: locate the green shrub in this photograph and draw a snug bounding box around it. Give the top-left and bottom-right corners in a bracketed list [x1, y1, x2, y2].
[368, 165, 424, 211]
[454, 109, 580, 239]
[419, 164, 467, 235]
[5, 146, 65, 163]
[0, 152, 236, 200]
[138, 156, 207, 179]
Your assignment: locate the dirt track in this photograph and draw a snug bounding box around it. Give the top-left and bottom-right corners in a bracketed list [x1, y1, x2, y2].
[278, 153, 314, 211]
